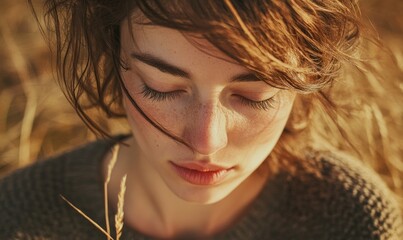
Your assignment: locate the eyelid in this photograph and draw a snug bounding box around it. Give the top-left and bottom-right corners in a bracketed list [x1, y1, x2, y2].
[235, 87, 279, 97]
[237, 95, 278, 111]
[235, 93, 275, 101]
[234, 87, 278, 100]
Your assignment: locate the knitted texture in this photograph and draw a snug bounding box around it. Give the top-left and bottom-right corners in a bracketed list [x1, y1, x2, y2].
[0, 137, 402, 240]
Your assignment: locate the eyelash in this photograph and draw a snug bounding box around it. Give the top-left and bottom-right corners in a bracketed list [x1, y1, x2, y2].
[238, 96, 277, 111]
[140, 84, 183, 102]
[140, 84, 277, 111]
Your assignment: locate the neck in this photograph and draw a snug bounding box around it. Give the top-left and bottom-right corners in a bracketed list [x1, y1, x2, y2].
[103, 137, 268, 239]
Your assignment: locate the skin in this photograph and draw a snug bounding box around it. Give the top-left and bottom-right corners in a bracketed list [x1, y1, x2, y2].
[103, 18, 296, 238]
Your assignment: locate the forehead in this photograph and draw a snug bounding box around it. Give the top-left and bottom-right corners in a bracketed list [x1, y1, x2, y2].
[120, 19, 252, 77]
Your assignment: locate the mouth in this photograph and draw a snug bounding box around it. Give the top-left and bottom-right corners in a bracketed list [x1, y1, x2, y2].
[169, 161, 233, 185]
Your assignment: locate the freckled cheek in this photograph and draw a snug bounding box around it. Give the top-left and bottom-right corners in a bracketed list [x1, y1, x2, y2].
[235, 99, 294, 146]
[123, 95, 185, 138]
[229, 115, 278, 147]
[123, 96, 153, 144]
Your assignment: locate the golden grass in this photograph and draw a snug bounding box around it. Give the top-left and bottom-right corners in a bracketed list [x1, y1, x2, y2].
[115, 174, 127, 240]
[105, 145, 120, 240]
[60, 143, 126, 240]
[0, 1, 94, 175]
[0, 0, 128, 177]
[60, 195, 115, 240]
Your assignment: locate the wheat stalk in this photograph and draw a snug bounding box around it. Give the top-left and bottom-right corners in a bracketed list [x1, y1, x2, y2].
[115, 174, 127, 240]
[60, 195, 115, 240]
[60, 144, 127, 240]
[104, 144, 120, 240]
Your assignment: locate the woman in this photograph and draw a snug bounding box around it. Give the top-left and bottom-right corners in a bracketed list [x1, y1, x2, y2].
[0, 0, 402, 239]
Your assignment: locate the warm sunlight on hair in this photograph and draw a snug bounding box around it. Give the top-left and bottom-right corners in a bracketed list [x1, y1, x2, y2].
[0, 0, 402, 239]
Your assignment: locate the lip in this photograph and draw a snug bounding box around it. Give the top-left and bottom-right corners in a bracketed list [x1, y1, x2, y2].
[169, 161, 233, 185]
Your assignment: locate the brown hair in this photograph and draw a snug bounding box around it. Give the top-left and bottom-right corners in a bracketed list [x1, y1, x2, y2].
[30, 0, 402, 199]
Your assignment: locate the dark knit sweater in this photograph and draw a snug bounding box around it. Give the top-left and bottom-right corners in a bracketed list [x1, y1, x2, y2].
[0, 137, 402, 240]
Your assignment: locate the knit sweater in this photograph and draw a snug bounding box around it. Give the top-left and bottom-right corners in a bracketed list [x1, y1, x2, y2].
[0, 137, 402, 240]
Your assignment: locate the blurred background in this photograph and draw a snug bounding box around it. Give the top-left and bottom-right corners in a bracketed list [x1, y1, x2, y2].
[0, 0, 402, 201]
[0, 0, 130, 177]
[0, 0, 88, 175]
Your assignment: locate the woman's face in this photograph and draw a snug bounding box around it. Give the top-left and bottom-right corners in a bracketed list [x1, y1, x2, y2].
[120, 20, 296, 204]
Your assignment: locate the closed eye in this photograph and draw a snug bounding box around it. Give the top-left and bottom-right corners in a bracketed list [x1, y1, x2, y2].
[140, 84, 183, 102]
[140, 83, 278, 111]
[237, 95, 277, 111]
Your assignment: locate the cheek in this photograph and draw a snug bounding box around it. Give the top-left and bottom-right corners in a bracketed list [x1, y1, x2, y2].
[231, 93, 295, 147]
[123, 95, 184, 151]
[123, 96, 159, 148]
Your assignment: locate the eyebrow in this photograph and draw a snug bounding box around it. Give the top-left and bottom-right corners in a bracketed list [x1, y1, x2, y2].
[130, 52, 262, 82]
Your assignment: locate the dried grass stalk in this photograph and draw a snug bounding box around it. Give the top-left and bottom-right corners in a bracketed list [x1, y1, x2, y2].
[104, 145, 120, 240]
[60, 195, 114, 240]
[115, 174, 127, 240]
[59, 144, 126, 240]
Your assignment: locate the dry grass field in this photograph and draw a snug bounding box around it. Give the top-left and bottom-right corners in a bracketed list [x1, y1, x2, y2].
[0, 0, 402, 210]
[0, 0, 129, 177]
[0, 1, 93, 174]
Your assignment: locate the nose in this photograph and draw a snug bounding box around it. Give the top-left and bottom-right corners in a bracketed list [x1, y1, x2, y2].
[183, 103, 228, 155]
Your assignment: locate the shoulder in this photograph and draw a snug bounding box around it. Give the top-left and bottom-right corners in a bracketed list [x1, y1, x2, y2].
[279, 150, 403, 239]
[0, 136, 123, 239]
